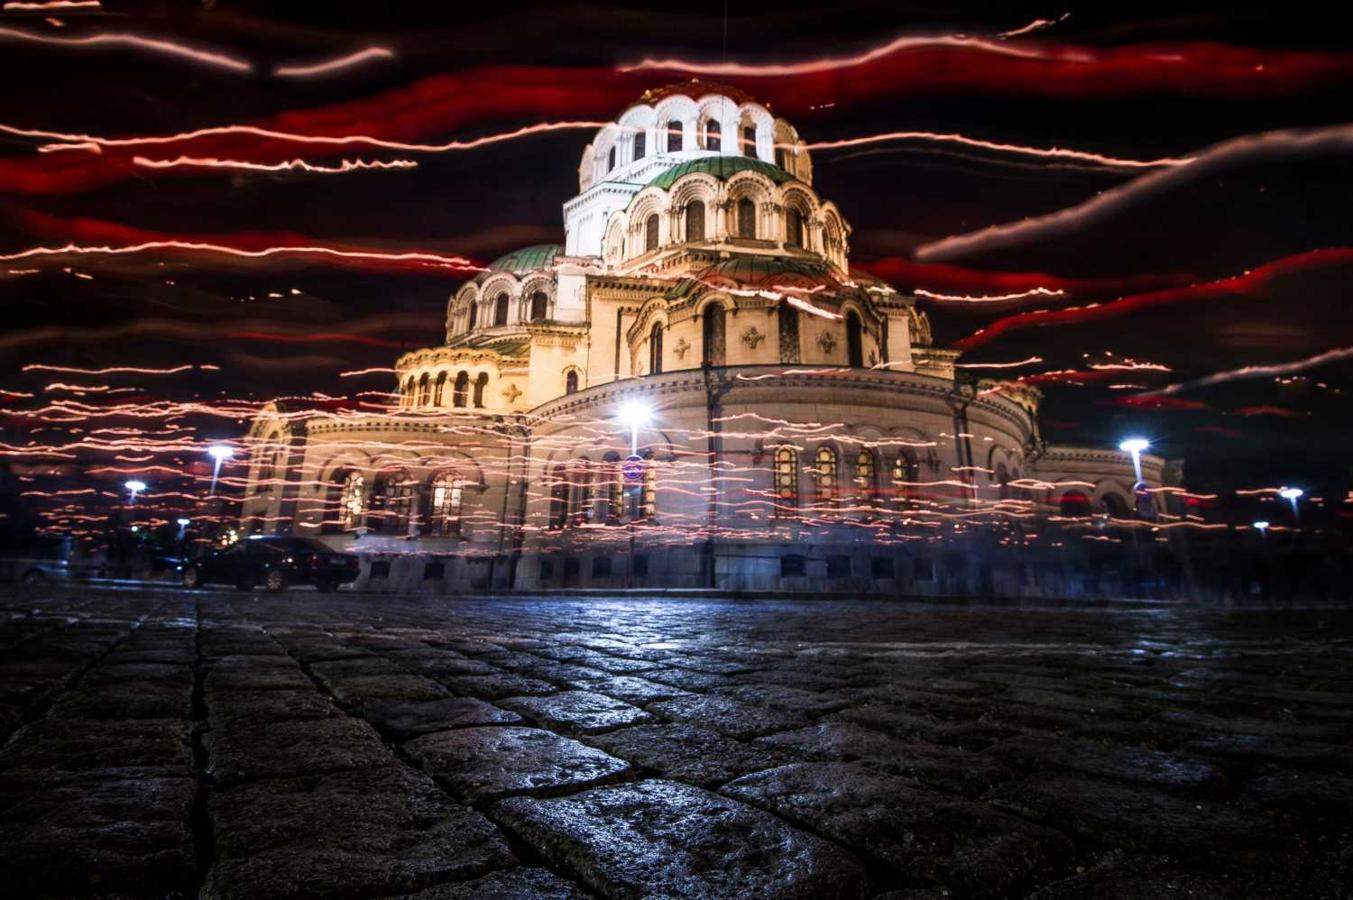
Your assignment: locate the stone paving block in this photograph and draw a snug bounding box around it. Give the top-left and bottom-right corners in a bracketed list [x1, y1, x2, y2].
[1243, 769, 1353, 817]
[0, 717, 192, 775]
[716, 683, 851, 717]
[649, 691, 806, 739]
[442, 672, 558, 699]
[995, 773, 1297, 867]
[404, 725, 630, 802]
[205, 765, 514, 899]
[309, 656, 404, 681]
[47, 679, 193, 720]
[205, 688, 338, 724]
[586, 722, 794, 788]
[1026, 854, 1292, 899]
[1152, 710, 1347, 742]
[207, 715, 392, 785]
[327, 674, 452, 707]
[493, 778, 868, 899]
[385, 652, 500, 677]
[577, 674, 692, 705]
[643, 667, 738, 692]
[724, 762, 1069, 897]
[500, 689, 655, 735]
[758, 722, 1013, 797]
[827, 703, 944, 742]
[363, 697, 522, 740]
[989, 734, 1228, 795]
[396, 866, 590, 899]
[204, 667, 316, 693]
[0, 771, 196, 896]
[1181, 733, 1351, 771]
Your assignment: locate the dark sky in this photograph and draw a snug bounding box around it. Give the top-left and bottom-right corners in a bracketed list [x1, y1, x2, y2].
[1, 1, 1350, 538]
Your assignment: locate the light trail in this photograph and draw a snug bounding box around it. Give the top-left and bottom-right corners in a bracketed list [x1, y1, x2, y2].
[997, 14, 1069, 39]
[22, 363, 212, 375]
[3, 0, 101, 8]
[273, 46, 394, 78]
[804, 132, 1190, 170]
[1140, 345, 1353, 396]
[955, 357, 1044, 369]
[0, 25, 253, 72]
[132, 156, 417, 174]
[0, 240, 481, 273]
[916, 287, 1065, 303]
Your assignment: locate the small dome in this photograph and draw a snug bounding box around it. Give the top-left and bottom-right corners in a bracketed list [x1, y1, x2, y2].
[632, 80, 762, 109]
[479, 244, 562, 280]
[647, 157, 793, 192]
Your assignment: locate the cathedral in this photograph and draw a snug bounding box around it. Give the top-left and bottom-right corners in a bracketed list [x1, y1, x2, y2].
[241, 82, 1178, 595]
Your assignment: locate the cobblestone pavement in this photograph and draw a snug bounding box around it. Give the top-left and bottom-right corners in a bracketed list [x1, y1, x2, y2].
[2, 588, 1351, 899]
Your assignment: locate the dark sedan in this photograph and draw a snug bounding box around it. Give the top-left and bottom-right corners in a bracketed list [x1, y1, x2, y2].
[180, 536, 360, 592]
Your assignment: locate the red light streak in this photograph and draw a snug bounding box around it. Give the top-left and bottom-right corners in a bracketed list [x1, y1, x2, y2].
[132, 156, 418, 174]
[273, 46, 394, 78]
[804, 132, 1189, 170]
[0, 25, 253, 72]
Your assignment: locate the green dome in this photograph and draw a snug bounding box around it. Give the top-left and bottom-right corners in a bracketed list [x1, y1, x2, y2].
[665, 257, 840, 300]
[646, 157, 793, 191]
[482, 244, 562, 277]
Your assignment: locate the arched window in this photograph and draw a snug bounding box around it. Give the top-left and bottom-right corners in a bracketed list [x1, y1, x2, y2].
[639, 449, 657, 519]
[702, 301, 726, 366]
[773, 447, 798, 517]
[339, 472, 364, 531]
[775, 146, 788, 170]
[464, 300, 477, 332]
[855, 450, 876, 506]
[473, 372, 488, 408]
[417, 373, 431, 407]
[995, 463, 1011, 500]
[565, 370, 579, 394]
[529, 291, 548, 322]
[493, 292, 509, 327]
[633, 130, 646, 161]
[453, 371, 469, 408]
[427, 472, 463, 537]
[433, 371, 447, 406]
[741, 125, 757, 156]
[607, 145, 616, 172]
[704, 119, 722, 151]
[814, 446, 838, 508]
[568, 459, 592, 524]
[1100, 492, 1129, 518]
[1060, 491, 1093, 518]
[548, 464, 568, 529]
[601, 451, 622, 523]
[777, 303, 800, 363]
[846, 310, 864, 368]
[786, 208, 804, 248]
[736, 197, 756, 238]
[402, 377, 415, 408]
[685, 201, 705, 241]
[370, 469, 414, 535]
[893, 453, 919, 506]
[649, 322, 664, 375]
[666, 120, 682, 153]
[644, 214, 659, 253]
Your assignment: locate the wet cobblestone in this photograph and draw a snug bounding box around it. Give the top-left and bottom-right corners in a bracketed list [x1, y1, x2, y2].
[0, 587, 1350, 898]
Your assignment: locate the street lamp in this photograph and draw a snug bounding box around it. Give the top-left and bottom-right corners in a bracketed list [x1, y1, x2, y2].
[616, 400, 652, 456]
[207, 443, 234, 495]
[1253, 520, 1270, 538]
[125, 479, 147, 504]
[1117, 437, 1150, 484]
[1278, 486, 1303, 519]
[176, 517, 190, 540]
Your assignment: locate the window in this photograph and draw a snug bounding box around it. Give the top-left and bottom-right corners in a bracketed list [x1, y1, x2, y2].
[704, 119, 721, 151]
[786, 208, 804, 247]
[473, 372, 488, 408]
[493, 292, 509, 327]
[565, 370, 579, 394]
[417, 373, 430, 407]
[370, 470, 414, 535]
[996, 464, 1012, 500]
[607, 145, 616, 171]
[775, 146, 788, 169]
[1100, 492, 1129, 518]
[777, 303, 800, 363]
[601, 452, 622, 523]
[464, 300, 477, 332]
[592, 557, 612, 578]
[539, 558, 554, 580]
[781, 554, 806, 577]
[773, 447, 799, 516]
[913, 557, 934, 581]
[685, 201, 705, 241]
[1060, 491, 1092, 517]
[894, 453, 919, 505]
[453, 371, 469, 408]
[530, 291, 548, 322]
[666, 120, 682, 152]
[548, 464, 568, 529]
[871, 557, 894, 579]
[827, 555, 851, 579]
[741, 125, 756, 156]
[640, 451, 657, 519]
[427, 472, 463, 537]
[736, 197, 756, 238]
[402, 377, 415, 408]
[568, 459, 592, 524]
[814, 446, 838, 507]
[855, 450, 876, 505]
[563, 557, 580, 580]
[633, 130, 645, 160]
[423, 561, 445, 580]
[370, 560, 391, 579]
[339, 472, 364, 531]
[633, 554, 649, 578]
[649, 322, 664, 375]
[846, 310, 864, 367]
[644, 213, 659, 253]
[701, 301, 726, 366]
[432, 371, 447, 406]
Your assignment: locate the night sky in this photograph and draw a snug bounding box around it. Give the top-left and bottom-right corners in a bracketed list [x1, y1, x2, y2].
[2, 1, 1350, 541]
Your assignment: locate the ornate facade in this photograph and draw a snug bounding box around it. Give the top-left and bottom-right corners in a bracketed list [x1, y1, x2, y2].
[242, 82, 1179, 594]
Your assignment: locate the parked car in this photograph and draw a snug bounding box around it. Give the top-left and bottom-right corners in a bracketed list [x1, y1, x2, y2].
[180, 536, 360, 592]
[0, 536, 72, 585]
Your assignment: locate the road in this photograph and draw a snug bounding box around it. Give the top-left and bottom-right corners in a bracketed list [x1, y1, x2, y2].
[2, 587, 1350, 898]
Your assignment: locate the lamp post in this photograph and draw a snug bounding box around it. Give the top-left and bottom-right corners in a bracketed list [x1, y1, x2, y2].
[1253, 520, 1270, 538]
[616, 399, 654, 589]
[207, 444, 234, 496]
[1117, 437, 1150, 485]
[125, 479, 147, 505]
[616, 400, 651, 457]
[1278, 487, 1303, 520]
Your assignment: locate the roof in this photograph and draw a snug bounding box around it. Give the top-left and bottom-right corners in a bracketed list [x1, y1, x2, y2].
[475, 244, 562, 282]
[665, 257, 844, 300]
[646, 157, 794, 191]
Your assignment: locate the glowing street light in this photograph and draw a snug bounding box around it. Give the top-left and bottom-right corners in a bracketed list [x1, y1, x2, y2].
[1253, 520, 1270, 538]
[1279, 486, 1303, 518]
[176, 517, 191, 539]
[207, 443, 234, 495]
[616, 399, 652, 456]
[125, 479, 147, 504]
[1118, 436, 1150, 484]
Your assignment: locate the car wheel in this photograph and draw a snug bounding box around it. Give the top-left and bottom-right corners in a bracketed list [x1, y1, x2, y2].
[181, 566, 200, 589]
[264, 569, 287, 593]
[20, 568, 47, 586]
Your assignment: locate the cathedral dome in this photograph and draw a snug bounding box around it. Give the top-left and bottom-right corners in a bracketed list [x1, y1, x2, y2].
[646, 156, 794, 191]
[474, 243, 562, 282]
